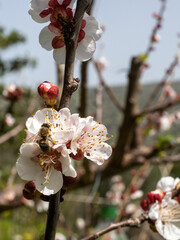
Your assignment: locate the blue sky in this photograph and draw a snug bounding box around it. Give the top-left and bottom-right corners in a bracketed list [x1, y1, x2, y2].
[0, 0, 180, 88]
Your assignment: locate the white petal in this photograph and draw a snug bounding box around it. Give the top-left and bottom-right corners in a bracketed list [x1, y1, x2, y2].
[59, 108, 71, 118]
[76, 36, 96, 62]
[53, 47, 66, 64]
[20, 143, 40, 158]
[84, 143, 112, 165]
[28, 9, 50, 23]
[39, 26, 56, 51]
[157, 176, 176, 192]
[53, 130, 74, 144]
[35, 168, 63, 195]
[156, 220, 180, 240]
[84, 14, 102, 41]
[16, 144, 41, 181]
[30, 0, 49, 12]
[26, 117, 41, 135]
[148, 202, 159, 220]
[63, 164, 77, 178]
[33, 108, 59, 125]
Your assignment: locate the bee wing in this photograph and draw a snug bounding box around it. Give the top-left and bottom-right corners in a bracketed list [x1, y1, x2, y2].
[25, 134, 40, 143]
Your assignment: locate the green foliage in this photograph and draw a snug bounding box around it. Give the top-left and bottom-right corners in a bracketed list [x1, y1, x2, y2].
[0, 26, 36, 76]
[155, 134, 175, 149]
[138, 53, 148, 62]
[0, 27, 25, 50]
[0, 57, 36, 76]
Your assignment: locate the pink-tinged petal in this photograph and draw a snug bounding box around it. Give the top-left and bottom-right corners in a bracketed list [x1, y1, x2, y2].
[76, 35, 96, 62]
[84, 14, 102, 41]
[39, 26, 57, 51]
[84, 143, 112, 165]
[35, 168, 63, 195]
[30, 0, 49, 12]
[53, 47, 66, 64]
[28, 9, 50, 23]
[52, 36, 65, 49]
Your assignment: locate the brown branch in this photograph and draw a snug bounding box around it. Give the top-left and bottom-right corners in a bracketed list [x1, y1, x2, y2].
[93, 60, 124, 113]
[79, 0, 94, 117]
[106, 56, 143, 171]
[151, 153, 180, 164]
[59, 0, 92, 109]
[79, 61, 89, 117]
[136, 97, 180, 117]
[46, 1, 92, 240]
[81, 213, 148, 240]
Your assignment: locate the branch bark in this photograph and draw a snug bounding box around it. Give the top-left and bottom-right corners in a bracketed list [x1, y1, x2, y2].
[81, 214, 148, 240]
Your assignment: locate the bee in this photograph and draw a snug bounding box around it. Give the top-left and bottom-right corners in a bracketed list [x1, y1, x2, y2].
[37, 123, 53, 153]
[26, 123, 54, 153]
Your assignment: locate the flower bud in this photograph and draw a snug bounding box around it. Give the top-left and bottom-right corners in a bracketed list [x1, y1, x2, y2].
[70, 149, 84, 161]
[151, 34, 161, 43]
[23, 181, 37, 200]
[38, 81, 59, 106]
[147, 190, 163, 204]
[63, 175, 78, 188]
[140, 199, 149, 211]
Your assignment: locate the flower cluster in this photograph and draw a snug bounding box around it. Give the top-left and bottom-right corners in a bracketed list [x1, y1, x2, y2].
[141, 176, 180, 240]
[29, 0, 102, 63]
[16, 108, 112, 196]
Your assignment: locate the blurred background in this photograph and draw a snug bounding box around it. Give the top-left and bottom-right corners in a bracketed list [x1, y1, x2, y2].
[0, 1, 180, 240]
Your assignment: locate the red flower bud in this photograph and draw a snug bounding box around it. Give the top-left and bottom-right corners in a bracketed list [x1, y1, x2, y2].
[147, 191, 163, 204]
[70, 149, 84, 161]
[38, 81, 59, 106]
[23, 181, 37, 200]
[140, 199, 149, 211]
[63, 175, 78, 188]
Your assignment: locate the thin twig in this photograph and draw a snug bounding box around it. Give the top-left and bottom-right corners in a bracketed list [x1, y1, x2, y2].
[143, 54, 179, 109]
[81, 214, 148, 240]
[93, 60, 124, 113]
[136, 98, 180, 117]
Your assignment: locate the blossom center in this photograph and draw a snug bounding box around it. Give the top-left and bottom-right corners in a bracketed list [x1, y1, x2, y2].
[159, 203, 180, 223]
[37, 150, 62, 184]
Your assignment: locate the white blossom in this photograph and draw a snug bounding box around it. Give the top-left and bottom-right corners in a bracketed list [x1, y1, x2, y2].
[29, 0, 102, 63]
[156, 176, 180, 192]
[149, 193, 180, 240]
